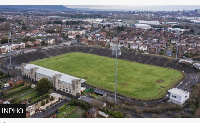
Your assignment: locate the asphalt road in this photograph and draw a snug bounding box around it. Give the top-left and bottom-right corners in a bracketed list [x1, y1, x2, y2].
[30, 99, 69, 118]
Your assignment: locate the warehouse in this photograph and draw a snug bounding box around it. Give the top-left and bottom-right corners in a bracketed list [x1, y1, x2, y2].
[135, 24, 151, 29]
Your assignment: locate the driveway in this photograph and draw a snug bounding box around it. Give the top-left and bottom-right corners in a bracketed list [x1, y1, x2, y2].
[30, 99, 69, 118]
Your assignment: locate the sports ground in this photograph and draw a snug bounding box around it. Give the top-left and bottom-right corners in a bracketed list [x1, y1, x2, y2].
[31, 52, 184, 100]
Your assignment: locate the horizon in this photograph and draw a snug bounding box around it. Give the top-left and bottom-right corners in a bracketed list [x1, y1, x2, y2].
[65, 5, 200, 11]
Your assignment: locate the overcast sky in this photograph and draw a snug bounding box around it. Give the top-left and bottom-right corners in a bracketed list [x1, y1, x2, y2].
[2, 0, 200, 5]
[1, 0, 200, 11]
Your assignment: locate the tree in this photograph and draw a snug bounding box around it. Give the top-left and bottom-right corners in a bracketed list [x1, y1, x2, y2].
[36, 78, 51, 95]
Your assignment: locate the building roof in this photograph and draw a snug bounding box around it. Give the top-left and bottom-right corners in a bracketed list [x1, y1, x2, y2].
[9, 76, 23, 83]
[87, 107, 99, 115]
[50, 93, 62, 99]
[24, 64, 86, 84]
[168, 88, 189, 96]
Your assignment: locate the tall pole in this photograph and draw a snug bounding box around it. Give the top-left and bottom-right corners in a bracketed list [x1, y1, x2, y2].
[8, 32, 12, 70]
[114, 45, 117, 104]
[176, 33, 179, 59]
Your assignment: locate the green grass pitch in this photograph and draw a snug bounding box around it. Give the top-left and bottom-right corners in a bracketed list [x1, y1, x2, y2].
[31, 52, 183, 100]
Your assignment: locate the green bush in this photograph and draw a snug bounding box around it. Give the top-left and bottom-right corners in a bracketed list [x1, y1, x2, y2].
[58, 105, 66, 112]
[108, 110, 124, 118]
[41, 101, 45, 106]
[29, 92, 49, 104]
[46, 99, 49, 104]
[50, 96, 54, 101]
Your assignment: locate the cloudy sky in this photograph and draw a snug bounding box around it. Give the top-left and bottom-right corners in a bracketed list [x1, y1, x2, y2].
[2, 0, 200, 5]
[1, 0, 200, 11]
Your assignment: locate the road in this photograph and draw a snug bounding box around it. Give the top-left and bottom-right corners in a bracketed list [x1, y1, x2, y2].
[30, 99, 69, 118]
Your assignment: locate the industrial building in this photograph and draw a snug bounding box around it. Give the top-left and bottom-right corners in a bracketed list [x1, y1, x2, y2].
[135, 24, 151, 29]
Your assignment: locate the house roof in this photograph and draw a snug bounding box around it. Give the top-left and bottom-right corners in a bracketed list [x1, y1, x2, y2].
[88, 107, 99, 115]
[50, 93, 62, 99]
[9, 76, 23, 83]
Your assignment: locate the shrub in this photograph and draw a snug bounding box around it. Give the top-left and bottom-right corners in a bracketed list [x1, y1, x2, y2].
[58, 105, 66, 112]
[50, 96, 54, 101]
[41, 101, 45, 106]
[46, 99, 49, 104]
[175, 113, 182, 118]
[167, 111, 172, 116]
[152, 114, 159, 118]
[108, 110, 124, 118]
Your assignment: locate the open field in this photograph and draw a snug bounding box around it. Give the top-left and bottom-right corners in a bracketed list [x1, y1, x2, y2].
[31, 52, 184, 100]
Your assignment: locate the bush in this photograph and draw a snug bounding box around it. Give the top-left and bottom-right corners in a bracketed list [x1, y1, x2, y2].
[108, 110, 124, 118]
[41, 101, 45, 106]
[167, 111, 172, 116]
[175, 113, 182, 118]
[50, 96, 54, 101]
[46, 99, 49, 104]
[58, 105, 66, 112]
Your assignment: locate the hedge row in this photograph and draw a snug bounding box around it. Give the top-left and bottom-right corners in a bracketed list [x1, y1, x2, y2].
[108, 110, 124, 118]
[69, 99, 91, 110]
[58, 99, 91, 112]
[29, 92, 50, 105]
[142, 104, 182, 113]
[1, 85, 30, 99]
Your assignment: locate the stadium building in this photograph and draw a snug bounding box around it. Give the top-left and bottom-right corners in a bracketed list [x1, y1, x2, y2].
[21, 63, 86, 96]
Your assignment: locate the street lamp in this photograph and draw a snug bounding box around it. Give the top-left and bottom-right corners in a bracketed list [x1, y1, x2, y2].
[111, 43, 121, 104]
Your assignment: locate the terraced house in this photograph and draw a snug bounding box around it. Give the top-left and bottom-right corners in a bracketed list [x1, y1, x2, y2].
[21, 63, 86, 96]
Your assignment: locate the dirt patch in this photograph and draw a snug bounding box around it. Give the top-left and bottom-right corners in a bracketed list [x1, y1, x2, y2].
[156, 79, 165, 83]
[119, 83, 128, 86]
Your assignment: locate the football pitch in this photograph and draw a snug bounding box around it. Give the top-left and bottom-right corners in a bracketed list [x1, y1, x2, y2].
[31, 52, 183, 100]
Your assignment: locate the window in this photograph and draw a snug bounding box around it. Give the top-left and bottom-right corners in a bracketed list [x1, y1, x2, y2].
[172, 95, 176, 98]
[63, 89, 65, 91]
[66, 90, 68, 92]
[185, 96, 187, 98]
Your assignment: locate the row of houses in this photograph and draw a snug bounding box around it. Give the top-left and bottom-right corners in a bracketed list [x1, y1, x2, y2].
[0, 42, 25, 53]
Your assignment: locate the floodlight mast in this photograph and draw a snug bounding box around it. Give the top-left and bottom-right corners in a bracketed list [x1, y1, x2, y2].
[8, 32, 12, 70]
[112, 44, 121, 104]
[176, 31, 180, 59]
[114, 44, 117, 104]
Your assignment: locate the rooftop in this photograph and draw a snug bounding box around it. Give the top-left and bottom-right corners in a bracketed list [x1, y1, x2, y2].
[168, 88, 189, 96]
[24, 64, 86, 84]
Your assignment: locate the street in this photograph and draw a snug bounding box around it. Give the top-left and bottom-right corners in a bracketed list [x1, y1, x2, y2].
[30, 99, 69, 118]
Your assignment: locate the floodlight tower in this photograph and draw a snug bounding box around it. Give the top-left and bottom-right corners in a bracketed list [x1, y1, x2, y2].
[7, 31, 12, 70]
[112, 43, 121, 104]
[176, 31, 180, 59]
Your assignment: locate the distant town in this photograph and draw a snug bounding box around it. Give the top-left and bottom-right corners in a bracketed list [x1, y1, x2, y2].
[0, 5, 200, 118]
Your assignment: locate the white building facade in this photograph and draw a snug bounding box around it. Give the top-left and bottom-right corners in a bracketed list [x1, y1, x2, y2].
[168, 88, 189, 105]
[21, 63, 86, 96]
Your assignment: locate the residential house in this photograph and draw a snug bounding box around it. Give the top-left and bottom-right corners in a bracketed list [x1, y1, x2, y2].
[139, 45, 147, 51]
[8, 76, 23, 87]
[86, 107, 99, 118]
